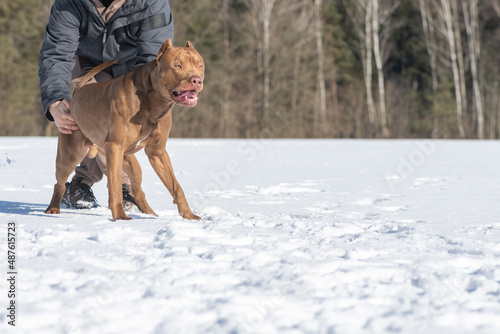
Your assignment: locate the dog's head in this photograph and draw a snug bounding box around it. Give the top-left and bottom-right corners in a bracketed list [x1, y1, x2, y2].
[155, 39, 204, 107]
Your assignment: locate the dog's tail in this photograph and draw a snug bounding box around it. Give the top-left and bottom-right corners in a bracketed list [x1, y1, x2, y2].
[73, 60, 118, 94]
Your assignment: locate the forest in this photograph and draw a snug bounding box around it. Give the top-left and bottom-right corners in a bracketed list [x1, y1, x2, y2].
[1, 0, 500, 139]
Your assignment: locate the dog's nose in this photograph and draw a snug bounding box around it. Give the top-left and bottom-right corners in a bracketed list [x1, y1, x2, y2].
[190, 75, 203, 88]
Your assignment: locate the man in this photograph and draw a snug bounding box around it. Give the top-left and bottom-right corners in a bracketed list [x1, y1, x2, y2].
[39, 0, 174, 209]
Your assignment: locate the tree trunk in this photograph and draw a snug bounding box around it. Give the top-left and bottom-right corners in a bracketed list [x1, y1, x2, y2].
[497, 83, 500, 139]
[291, 48, 301, 118]
[249, 8, 264, 127]
[419, 0, 439, 137]
[451, 0, 467, 122]
[331, 67, 339, 136]
[440, 0, 466, 138]
[246, 0, 276, 131]
[314, 0, 327, 136]
[364, 0, 376, 134]
[371, 0, 389, 138]
[219, 0, 231, 138]
[262, 0, 275, 126]
[462, 0, 484, 139]
[490, 82, 498, 139]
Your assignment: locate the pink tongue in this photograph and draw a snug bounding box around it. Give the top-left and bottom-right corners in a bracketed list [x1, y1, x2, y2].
[179, 91, 197, 101]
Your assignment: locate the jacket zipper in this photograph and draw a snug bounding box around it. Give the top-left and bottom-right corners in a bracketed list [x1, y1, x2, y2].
[102, 26, 108, 48]
[102, 7, 149, 51]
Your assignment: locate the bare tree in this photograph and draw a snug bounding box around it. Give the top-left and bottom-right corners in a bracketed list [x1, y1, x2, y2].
[246, 0, 276, 128]
[451, 0, 467, 121]
[364, 0, 377, 132]
[372, 0, 387, 137]
[419, 0, 439, 137]
[371, 0, 398, 138]
[436, 0, 466, 137]
[219, 0, 231, 137]
[344, 0, 399, 137]
[343, 0, 376, 135]
[291, 47, 302, 119]
[313, 0, 327, 136]
[462, 0, 484, 139]
[261, 0, 275, 126]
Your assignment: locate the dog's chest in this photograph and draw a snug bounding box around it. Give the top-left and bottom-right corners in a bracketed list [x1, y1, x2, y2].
[135, 135, 150, 148]
[126, 126, 160, 154]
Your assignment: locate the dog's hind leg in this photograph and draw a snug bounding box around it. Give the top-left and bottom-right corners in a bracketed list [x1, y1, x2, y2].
[122, 154, 158, 217]
[45, 132, 91, 214]
[105, 142, 132, 221]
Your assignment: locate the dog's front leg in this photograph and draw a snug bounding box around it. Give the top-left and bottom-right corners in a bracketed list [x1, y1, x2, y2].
[145, 146, 200, 220]
[106, 142, 131, 221]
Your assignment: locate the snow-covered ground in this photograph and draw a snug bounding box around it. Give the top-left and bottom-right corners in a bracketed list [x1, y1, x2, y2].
[1, 137, 500, 334]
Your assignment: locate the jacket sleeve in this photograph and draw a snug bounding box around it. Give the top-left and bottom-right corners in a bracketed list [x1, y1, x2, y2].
[38, 0, 80, 121]
[134, 0, 174, 67]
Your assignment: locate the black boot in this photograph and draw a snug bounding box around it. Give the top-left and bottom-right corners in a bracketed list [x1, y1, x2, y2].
[122, 184, 138, 210]
[62, 178, 99, 209]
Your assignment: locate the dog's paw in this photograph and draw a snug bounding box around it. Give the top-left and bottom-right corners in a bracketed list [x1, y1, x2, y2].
[112, 214, 133, 221]
[45, 207, 61, 214]
[180, 211, 201, 220]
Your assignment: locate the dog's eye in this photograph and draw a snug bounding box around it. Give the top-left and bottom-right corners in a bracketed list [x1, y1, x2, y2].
[199, 65, 204, 70]
[174, 63, 182, 69]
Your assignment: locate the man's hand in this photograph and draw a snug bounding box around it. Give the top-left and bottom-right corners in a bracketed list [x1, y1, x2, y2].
[50, 99, 79, 134]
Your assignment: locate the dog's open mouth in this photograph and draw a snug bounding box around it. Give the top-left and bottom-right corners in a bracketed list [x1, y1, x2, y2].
[171, 90, 198, 106]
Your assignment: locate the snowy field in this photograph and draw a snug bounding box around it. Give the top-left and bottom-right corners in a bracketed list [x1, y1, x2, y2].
[1, 136, 500, 334]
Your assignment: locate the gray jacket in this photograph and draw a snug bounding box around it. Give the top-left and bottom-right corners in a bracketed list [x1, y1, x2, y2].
[38, 0, 174, 120]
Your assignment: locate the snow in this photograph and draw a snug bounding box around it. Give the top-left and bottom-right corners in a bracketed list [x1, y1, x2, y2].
[1, 137, 500, 334]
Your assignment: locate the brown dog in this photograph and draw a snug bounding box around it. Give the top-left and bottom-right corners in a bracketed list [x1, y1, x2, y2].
[45, 39, 204, 221]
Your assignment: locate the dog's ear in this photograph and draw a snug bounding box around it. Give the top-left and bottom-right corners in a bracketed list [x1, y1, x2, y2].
[156, 39, 173, 62]
[186, 41, 193, 48]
